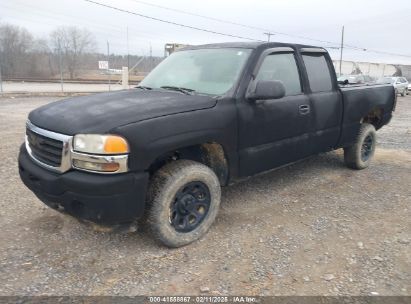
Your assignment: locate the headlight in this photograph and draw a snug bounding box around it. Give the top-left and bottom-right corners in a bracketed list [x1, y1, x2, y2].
[72, 134, 129, 174]
[73, 134, 129, 155]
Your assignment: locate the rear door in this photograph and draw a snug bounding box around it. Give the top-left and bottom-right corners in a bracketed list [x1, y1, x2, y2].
[300, 49, 343, 153]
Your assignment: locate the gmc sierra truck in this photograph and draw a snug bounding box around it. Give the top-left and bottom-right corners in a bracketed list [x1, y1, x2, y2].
[19, 42, 396, 247]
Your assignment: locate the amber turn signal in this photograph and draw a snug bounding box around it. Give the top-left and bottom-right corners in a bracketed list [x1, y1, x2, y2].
[104, 136, 129, 154]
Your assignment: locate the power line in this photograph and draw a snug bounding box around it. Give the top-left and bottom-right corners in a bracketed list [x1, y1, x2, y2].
[0, 7, 325, 55]
[0, 1, 171, 57]
[126, 0, 411, 58]
[127, 0, 340, 46]
[0, 1, 170, 41]
[128, 0, 277, 32]
[4, 0, 411, 60]
[357, 48, 411, 59]
[83, 0, 264, 42]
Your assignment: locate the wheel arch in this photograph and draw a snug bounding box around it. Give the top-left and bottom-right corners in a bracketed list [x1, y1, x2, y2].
[361, 107, 384, 130]
[148, 142, 230, 186]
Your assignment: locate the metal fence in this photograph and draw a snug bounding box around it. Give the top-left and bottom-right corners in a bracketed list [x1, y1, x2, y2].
[2, 56, 411, 94]
[0, 55, 163, 93]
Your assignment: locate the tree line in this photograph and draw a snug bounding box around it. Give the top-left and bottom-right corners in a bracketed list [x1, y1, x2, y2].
[0, 23, 162, 80]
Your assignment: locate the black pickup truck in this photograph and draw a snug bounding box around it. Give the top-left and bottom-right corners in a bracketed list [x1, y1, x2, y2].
[19, 42, 396, 247]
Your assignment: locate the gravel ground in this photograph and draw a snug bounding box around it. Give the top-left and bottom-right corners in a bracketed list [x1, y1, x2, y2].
[0, 95, 410, 296]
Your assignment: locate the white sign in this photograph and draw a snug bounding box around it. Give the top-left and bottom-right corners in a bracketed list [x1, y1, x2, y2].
[98, 61, 109, 69]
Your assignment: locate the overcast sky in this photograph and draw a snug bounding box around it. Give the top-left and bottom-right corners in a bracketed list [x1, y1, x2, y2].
[1, 0, 411, 64]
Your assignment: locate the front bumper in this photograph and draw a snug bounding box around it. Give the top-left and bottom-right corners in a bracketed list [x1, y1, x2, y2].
[18, 145, 149, 225]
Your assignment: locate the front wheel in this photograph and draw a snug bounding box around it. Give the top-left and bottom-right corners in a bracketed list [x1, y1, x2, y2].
[147, 160, 221, 247]
[401, 88, 406, 97]
[344, 123, 377, 170]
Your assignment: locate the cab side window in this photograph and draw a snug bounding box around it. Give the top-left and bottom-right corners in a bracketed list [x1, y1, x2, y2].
[255, 53, 302, 96]
[302, 54, 333, 92]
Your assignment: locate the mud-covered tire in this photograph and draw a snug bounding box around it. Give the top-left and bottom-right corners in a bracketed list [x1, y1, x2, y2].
[147, 160, 221, 248]
[344, 123, 377, 170]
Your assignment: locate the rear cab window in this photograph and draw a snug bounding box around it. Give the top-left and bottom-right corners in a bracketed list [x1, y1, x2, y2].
[302, 52, 334, 92]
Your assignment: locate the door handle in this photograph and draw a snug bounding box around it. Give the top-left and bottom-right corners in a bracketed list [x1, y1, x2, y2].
[299, 104, 310, 115]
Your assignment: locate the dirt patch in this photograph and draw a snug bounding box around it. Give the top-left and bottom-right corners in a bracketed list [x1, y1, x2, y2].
[29, 215, 64, 233]
[374, 148, 411, 166]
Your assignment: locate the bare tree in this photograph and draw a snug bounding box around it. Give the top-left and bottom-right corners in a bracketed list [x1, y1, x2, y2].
[30, 38, 53, 77]
[0, 23, 33, 77]
[50, 26, 95, 79]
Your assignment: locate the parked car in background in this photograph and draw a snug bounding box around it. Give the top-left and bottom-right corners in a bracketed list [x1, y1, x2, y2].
[377, 76, 409, 96]
[363, 75, 375, 83]
[337, 74, 374, 85]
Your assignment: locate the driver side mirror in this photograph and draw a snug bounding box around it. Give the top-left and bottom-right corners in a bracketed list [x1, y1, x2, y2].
[247, 80, 286, 101]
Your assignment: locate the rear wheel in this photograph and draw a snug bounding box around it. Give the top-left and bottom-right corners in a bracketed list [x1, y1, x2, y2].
[344, 123, 377, 170]
[147, 160, 221, 247]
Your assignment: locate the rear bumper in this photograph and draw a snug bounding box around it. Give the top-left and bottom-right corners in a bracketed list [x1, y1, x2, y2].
[18, 145, 149, 225]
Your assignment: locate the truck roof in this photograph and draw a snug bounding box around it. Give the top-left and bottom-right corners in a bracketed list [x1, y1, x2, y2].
[180, 41, 323, 51]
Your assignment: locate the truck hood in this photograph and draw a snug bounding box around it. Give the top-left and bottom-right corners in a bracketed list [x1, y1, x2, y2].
[28, 89, 217, 135]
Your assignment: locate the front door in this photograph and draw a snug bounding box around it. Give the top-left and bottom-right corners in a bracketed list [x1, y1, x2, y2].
[237, 49, 313, 177]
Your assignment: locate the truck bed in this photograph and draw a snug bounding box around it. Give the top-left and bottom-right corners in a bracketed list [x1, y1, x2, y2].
[338, 84, 395, 146]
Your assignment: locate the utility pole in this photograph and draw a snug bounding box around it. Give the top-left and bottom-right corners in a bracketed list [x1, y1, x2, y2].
[0, 53, 3, 93]
[58, 38, 64, 92]
[126, 26, 130, 70]
[339, 25, 345, 76]
[107, 41, 111, 92]
[263, 32, 274, 42]
[0, 62, 3, 93]
[149, 43, 153, 71]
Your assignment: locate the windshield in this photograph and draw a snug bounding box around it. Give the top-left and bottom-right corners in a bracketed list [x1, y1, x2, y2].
[139, 48, 252, 95]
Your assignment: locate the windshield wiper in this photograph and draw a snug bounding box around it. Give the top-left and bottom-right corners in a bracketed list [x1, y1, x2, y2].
[160, 86, 195, 95]
[135, 85, 152, 90]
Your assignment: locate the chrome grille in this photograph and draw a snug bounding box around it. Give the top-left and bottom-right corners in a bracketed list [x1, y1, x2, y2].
[25, 121, 73, 173]
[26, 128, 63, 167]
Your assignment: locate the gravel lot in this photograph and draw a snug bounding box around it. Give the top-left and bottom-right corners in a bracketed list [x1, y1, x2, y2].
[0, 95, 410, 296]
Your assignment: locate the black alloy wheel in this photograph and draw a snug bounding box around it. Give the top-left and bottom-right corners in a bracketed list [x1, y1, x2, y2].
[361, 134, 374, 162]
[169, 181, 211, 232]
